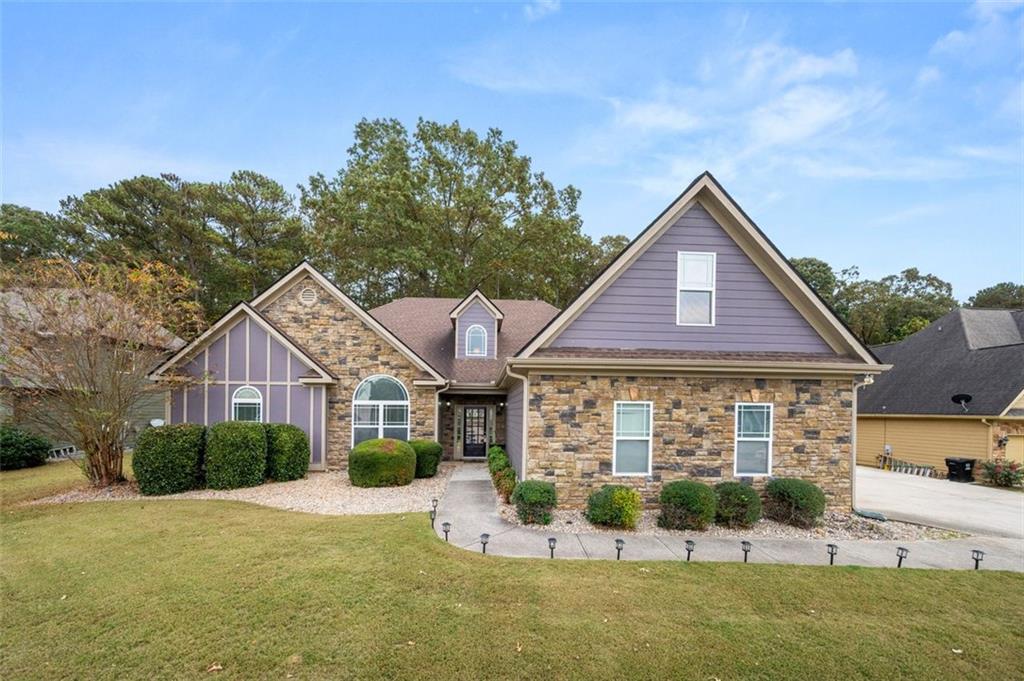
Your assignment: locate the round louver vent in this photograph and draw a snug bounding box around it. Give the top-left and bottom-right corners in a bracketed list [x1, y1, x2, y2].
[299, 287, 318, 306]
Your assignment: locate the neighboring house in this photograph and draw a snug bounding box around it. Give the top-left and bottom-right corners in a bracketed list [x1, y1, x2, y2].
[857, 308, 1024, 470]
[151, 172, 885, 509]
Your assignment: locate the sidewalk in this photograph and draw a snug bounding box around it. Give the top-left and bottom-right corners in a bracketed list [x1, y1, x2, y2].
[434, 465, 1024, 572]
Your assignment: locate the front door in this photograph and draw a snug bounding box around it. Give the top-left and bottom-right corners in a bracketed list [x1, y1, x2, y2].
[463, 407, 488, 459]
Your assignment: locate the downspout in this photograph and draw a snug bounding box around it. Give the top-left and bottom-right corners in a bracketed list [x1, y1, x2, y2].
[981, 419, 993, 460]
[505, 364, 529, 481]
[852, 374, 886, 520]
[435, 380, 452, 448]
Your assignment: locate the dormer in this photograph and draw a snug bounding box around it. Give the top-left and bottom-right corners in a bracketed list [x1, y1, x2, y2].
[450, 289, 503, 359]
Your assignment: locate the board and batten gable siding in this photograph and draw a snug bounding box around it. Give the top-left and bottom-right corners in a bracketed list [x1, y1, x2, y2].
[455, 300, 497, 359]
[549, 203, 834, 353]
[168, 315, 326, 468]
[505, 379, 524, 478]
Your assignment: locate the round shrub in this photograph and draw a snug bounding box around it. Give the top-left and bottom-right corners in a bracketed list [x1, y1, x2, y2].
[348, 438, 416, 487]
[510, 480, 557, 524]
[264, 423, 309, 482]
[658, 480, 716, 531]
[487, 446, 510, 476]
[132, 424, 205, 495]
[714, 481, 762, 528]
[764, 478, 826, 528]
[205, 422, 267, 490]
[586, 484, 643, 529]
[409, 439, 443, 478]
[0, 425, 51, 470]
[494, 466, 517, 503]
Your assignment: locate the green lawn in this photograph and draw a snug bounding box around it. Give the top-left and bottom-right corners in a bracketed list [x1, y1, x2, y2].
[1, 468, 1022, 680]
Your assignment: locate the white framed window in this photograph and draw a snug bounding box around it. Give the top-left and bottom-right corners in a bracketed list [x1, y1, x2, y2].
[677, 251, 716, 326]
[613, 401, 652, 476]
[352, 375, 410, 446]
[735, 403, 773, 476]
[465, 324, 487, 357]
[232, 386, 263, 422]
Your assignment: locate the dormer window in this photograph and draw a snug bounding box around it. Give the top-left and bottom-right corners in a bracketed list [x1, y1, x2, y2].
[465, 324, 487, 357]
[677, 251, 716, 326]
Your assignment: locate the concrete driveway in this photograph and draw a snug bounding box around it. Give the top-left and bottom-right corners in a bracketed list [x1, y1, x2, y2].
[856, 467, 1024, 539]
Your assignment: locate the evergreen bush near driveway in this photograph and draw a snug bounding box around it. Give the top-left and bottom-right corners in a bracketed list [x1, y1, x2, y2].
[0, 425, 51, 470]
[409, 439, 443, 478]
[586, 484, 643, 529]
[764, 478, 826, 528]
[487, 446, 510, 476]
[132, 424, 205, 495]
[348, 438, 416, 487]
[510, 480, 557, 524]
[713, 481, 763, 528]
[658, 480, 716, 530]
[264, 423, 310, 482]
[205, 422, 267, 490]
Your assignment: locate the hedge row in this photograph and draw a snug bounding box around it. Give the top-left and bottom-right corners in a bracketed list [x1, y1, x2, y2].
[132, 422, 310, 495]
[0, 425, 51, 470]
[487, 446, 516, 502]
[656, 478, 824, 530]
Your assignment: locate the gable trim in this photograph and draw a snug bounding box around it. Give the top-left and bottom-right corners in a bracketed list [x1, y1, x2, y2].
[517, 172, 879, 365]
[449, 289, 504, 329]
[149, 302, 336, 383]
[248, 262, 447, 384]
[999, 387, 1024, 417]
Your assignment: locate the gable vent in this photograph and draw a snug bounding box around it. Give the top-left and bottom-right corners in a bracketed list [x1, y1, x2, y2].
[299, 287, 318, 306]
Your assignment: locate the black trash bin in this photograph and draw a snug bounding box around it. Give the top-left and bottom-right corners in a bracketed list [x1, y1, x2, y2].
[945, 457, 977, 482]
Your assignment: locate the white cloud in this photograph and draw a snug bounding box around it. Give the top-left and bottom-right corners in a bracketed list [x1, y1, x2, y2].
[742, 44, 858, 87]
[951, 144, 1020, 163]
[915, 66, 942, 87]
[524, 0, 560, 22]
[747, 86, 883, 148]
[611, 98, 701, 132]
[931, 0, 1023, 59]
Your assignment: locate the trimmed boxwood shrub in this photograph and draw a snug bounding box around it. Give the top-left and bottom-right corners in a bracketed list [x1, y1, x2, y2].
[205, 422, 267, 490]
[764, 478, 826, 528]
[586, 484, 643, 529]
[0, 425, 50, 470]
[349, 438, 416, 487]
[409, 439, 443, 478]
[658, 480, 716, 530]
[510, 480, 557, 524]
[714, 481, 762, 528]
[487, 446, 510, 476]
[132, 424, 205, 495]
[494, 466, 517, 503]
[264, 423, 309, 482]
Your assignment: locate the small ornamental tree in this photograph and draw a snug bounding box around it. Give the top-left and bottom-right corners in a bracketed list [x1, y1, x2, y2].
[0, 259, 203, 486]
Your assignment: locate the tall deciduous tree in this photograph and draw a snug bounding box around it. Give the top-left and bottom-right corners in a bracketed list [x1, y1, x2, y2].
[967, 282, 1024, 309]
[301, 118, 619, 308]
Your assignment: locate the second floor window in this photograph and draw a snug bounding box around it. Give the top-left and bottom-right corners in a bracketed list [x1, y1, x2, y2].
[677, 251, 716, 326]
[466, 324, 487, 357]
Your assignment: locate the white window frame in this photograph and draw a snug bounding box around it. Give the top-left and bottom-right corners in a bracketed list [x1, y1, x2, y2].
[734, 402, 773, 476]
[612, 400, 653, 477]
[231, 385, 263, 423]
[465, 324, 488, 357]
[351, 375, 410, 447]
[676, 251, 716, 327]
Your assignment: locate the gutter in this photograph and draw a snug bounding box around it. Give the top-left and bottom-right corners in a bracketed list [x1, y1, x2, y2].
[507, 357, 890, 377]
[434, 380, 452, 443]
[504, 365, 529, 481]
[851, 374, 886, 521]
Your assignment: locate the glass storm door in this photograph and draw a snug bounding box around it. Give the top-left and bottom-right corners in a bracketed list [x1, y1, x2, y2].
[462, 407, 488, 459]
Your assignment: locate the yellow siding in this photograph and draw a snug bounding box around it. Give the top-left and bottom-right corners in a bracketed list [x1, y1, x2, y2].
[856, 417, 990, 469]
[1007, 436, 1024, 464]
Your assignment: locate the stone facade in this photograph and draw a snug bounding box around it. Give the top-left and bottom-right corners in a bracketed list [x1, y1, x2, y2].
[260, 276, 437, 469]
[438, 394, 508, 460]
[525, 373, 854, 510]
[993, 420, 1024, 458]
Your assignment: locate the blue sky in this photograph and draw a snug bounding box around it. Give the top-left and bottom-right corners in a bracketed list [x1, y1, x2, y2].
[3, 1, 1022, 299]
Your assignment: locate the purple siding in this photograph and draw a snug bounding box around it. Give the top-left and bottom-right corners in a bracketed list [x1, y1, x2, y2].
[311, 387, 322, 466]
[505, 380, 524, 478]
[289, 355, 306, 382]
[186, 386, 204, 423]
[249, 323, 268, 382]
[170, 389, 184, 423]
[183, 356, 203, 379]
[290, 385, 310, 435]
[207, 384, 225, 424]
[228, 322, 247, 381]
[550, 203, 834, 353]
[270, 339, 289, 382]
[455, 300, 497, 359]
[269, 385, 288, 423]
[207, 336, 225, 381]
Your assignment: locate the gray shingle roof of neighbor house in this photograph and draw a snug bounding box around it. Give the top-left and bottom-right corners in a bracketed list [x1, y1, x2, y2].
[859, 308, 1024, 416]
[370, 297, 559, 385]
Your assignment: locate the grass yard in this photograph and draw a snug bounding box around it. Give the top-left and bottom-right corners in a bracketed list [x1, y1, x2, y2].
[1, 468, 1022, 680]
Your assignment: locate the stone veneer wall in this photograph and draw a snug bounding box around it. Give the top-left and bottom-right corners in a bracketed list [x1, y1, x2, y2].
[993, 420, 1024, 458]
[526, 374, 854, 510]
[260, 275, 436, 469]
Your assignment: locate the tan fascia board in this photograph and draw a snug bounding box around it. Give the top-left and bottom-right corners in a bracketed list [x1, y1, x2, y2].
[413, 378, 447, 387]
[859, 412, 1016, 420]
[998, 387, 1024, 417]
[248, 262, 447, 383]
[449, 289, 505, 329]
[443, 383, 506, 394]
[508, 357, 889, 377]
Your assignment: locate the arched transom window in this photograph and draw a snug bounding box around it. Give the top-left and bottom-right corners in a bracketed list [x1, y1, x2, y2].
[232, 386, 263, 422]
[352, 375, 410, 445]
[465, 324, 487, 357]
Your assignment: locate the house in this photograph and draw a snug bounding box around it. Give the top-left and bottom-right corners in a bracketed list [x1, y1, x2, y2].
[856, 308, 1024, 470]
[150, 172, 886, 509]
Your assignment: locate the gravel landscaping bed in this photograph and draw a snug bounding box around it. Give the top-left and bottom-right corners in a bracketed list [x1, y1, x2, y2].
[30, 463, 455, 516]
[498, 502, 964, 541]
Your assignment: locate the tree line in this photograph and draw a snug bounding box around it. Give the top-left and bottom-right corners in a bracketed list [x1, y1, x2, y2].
[0, 117, 1019, 344]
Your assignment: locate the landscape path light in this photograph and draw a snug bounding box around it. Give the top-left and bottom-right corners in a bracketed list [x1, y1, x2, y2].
[480, 533, 490, 554]
[442, 522, 451, 542]
[741, 541, 752, 563]
[826, 544, 838, 566]
[548, 537, 556, 559]
[896, 546, 909, 568]
[971, 549, 984, 570]
[615, 538, 625, 560]
[684, 540, 695, 562]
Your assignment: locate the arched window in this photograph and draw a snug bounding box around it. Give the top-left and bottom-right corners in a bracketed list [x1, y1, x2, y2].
[352, 375, 409, 445]
[465, 324, 487, 357]
[232, 386, 262, 422]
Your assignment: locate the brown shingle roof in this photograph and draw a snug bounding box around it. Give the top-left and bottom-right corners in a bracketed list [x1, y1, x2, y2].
[531, 347, 860, 363]
[370, 297, 559, 384]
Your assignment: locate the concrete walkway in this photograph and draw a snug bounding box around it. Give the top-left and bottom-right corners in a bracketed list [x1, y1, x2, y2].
[856, 466, 1024, 539]
[434, 465, 1024, 572]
